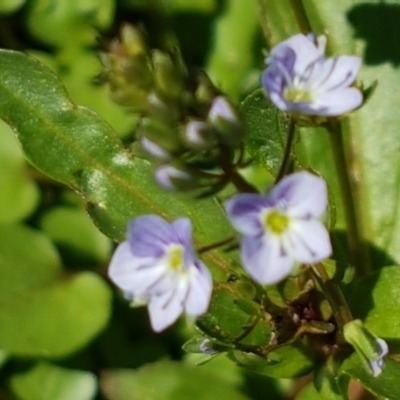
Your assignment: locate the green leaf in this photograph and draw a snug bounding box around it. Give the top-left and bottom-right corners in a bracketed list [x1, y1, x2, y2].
[0, 0, 26, 14]
[0, 348, 8, 369]
[125, 0, 217, 13]
[100, 361, 247, 400]
[41, 206, 112, 266]
[0, 50, 235, 274]
[349, 266, 400, 339]
[297, 383, 326, 400]
[230, 343, 314, 379]
[258, 0, 303, 47]
[205, 0, 259, 99]
[240, 88, 289, 178]
[0, 224, 111, 357]
[197, 283, 271, 346]
[0, 120, 39, 223]
[9, 361, 97, 400]
[341, 353, 400, 399]
[26, 0, 114, 47]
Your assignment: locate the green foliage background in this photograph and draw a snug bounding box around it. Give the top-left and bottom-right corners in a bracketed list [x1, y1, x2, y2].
[0, 0, 400, 399]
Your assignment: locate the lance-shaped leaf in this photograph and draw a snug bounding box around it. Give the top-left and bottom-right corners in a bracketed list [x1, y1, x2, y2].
[0, 50, 235, 274]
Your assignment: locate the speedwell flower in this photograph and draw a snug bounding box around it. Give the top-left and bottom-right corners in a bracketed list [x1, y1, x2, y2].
[108, 215, 212, 332]
[225, 171, 332, 284]
[262, 33, 362, 116]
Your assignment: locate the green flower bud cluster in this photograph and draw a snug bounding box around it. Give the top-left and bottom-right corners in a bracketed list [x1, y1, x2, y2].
[100, 24, 245, 193]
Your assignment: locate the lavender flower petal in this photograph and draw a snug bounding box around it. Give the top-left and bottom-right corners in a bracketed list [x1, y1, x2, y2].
[262, 33, 362, 116]
[270, 171, 327, 218]
[241, 234, 293, 284]
[225, 194, 270, 235]
[184, 261, 213, 315]
[129, 215, 177, 257]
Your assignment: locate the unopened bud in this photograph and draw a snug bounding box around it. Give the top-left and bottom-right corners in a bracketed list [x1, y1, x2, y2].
[152, 50, 185, 99]
[140, 137, 171, 161]
[147, 92, 180, 123]
[208, 96, 243, 147]
[137, 117, 181, 154]
[184, 120, 214, 149]
[155, 164, 195, 191]
[344, 319, 388, 377]
[194, 71, 219, 109]
[99, 25, 153, 108]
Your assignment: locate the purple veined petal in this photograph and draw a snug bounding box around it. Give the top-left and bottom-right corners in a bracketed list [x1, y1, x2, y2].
[316, 56, 361, 92]
[271, 34, 324, 76]
[171, 218, 196, 267]
[270, 171, 328, 219]
[184, 261, 213, 315]
[300, 57, 336, 90]
[225, 194, 270, 236]
[128, 215, 178, 257]
[262, 53, 294, 99]
[281, 219, 332, 263]
[109, 242, 178, 295]
[108, 242, 148, 291]
[147, 279, 189, 332]
[241, 234, 294, 284]
[313, 87, 363, 116]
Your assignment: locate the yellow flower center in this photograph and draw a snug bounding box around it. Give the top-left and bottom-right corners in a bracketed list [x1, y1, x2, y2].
[284, 87, 312, 102]
[168, 245, 184, 271]
[264, 210, 289, 234]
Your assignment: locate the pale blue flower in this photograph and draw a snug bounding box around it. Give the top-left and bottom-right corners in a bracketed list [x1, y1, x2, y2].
[262, 33, 362, 116]
[108, 215, 212, 332]
[225, 171, 332, 284]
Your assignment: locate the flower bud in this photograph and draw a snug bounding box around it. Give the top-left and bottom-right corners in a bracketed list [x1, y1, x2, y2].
[208, 96, 243, 147]
[194, 72, 220, 109]
[99, 25, 153, 108]
[344, 319, 388, 377]
[155, 164, 195, 191]
[184, 120, 215, 149]
[152, 49, 185, 100]
[140, 137, 171, 161]
[137, 117, 181, 154]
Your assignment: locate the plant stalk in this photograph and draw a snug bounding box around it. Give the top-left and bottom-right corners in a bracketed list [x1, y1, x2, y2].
[327, 119, 370, 277]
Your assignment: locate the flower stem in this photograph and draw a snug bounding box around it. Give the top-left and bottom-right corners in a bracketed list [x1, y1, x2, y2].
[327, 119, 370, 277]
[275, 117, 296, 183]
[198, 236, 236, 254]
[311, 263, 353, 342]
[289, 0, 312, 34]
[256, 0, 272, 45]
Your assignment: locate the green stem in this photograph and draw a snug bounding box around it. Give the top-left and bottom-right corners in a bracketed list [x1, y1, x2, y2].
[327, 119, 370, 277]
[289, 0, 312, 33]
[311, 263, 353, 342]
[275, 117, 296, 183]
[198, 236, 236, 254]
[256, 0, 272, 45]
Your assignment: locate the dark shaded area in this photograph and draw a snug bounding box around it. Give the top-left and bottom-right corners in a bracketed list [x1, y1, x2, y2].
[331, 230, 396, 274]
[347, 2, 400, 65]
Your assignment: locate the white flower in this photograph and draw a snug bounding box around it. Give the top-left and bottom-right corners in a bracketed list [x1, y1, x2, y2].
[108, 215, 212, 332]
[225, 171, 332, 284]
[262, 33, 362, 116]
